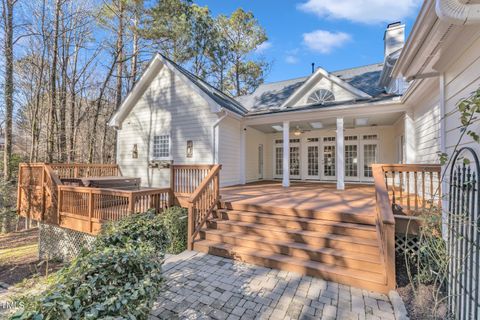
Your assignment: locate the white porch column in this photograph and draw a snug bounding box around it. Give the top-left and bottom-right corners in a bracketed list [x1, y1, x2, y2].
[282, 121, 290, 187]
[239, 125, 246, 185]
[336, 117, 345, 190]
[404, 112, 416, 164]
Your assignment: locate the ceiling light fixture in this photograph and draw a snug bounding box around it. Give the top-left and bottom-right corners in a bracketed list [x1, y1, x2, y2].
[294, 126, 303, 136]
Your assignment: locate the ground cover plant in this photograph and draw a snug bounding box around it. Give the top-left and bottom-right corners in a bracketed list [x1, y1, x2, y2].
[10, 207, 187, 320]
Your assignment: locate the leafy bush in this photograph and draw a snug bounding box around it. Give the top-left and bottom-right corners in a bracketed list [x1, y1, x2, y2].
[96, 210, 169, 252]
[11, 211, 173, 320]
[161, 206, 188, 254]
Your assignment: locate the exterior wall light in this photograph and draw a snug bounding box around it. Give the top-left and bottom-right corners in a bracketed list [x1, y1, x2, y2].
[186, 140, 193, 158]
[132, 144, 138, 159]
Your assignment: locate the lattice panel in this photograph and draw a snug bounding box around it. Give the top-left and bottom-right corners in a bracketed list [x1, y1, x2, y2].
[395, 235, 419, 255]
[39, 222, 96, 261]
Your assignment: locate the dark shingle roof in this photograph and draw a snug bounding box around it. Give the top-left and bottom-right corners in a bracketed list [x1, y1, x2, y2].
[237, 63, 385, 112]
[235, 76, 307, 112]
[333, 63, 385, 97]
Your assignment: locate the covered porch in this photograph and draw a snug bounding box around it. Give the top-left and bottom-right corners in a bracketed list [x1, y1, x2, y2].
[240, 100, 412, 190]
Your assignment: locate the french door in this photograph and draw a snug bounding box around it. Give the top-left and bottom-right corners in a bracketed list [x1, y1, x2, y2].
[361, 140, 378, 182]
[345, 136, 359, 181]
[273, 139, 301, 179]
[306, 138, 320, 179]
[321, 137, 336, 180]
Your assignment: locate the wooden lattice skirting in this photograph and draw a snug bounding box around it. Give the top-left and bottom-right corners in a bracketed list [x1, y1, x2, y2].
[395, 234, 419, 255]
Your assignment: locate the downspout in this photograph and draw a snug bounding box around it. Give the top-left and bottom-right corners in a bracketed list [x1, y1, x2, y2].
[439, 73, 449, 240]
[435, 0, 480, 25]
[212, 110, 228, 164]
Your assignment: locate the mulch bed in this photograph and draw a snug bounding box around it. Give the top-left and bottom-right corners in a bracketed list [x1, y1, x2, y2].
[0, 228, 63, 286]
[396, 252, 450, 320]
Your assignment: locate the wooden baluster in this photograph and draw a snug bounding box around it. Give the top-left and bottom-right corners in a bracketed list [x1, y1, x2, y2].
[88, 190, 93, 234]
[422, 171, 426, 209]
[399, 171, 403, 206]
[414, 171, 418, 213]
[430, 171, 434, 205]
[391, 171, 396, 205]
[406, 171, 411, 213]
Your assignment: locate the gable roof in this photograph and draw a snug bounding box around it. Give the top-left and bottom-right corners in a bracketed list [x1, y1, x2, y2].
[109, 53, 247, 128]
[279, 66, 372, 109]
[237, 63, 384, 112]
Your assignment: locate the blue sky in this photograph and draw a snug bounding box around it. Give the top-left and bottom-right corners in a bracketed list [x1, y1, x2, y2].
[194, 0, 423, 83]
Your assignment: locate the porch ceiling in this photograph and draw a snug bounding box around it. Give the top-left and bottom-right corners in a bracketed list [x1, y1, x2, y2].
[249, 112, 404, 133]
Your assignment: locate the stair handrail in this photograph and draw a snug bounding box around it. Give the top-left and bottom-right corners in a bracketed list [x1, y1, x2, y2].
[186, 164, 221, 250]
[372, 164, 396, 291]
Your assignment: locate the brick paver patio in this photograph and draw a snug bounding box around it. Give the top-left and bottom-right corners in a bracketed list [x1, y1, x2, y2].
[150, 251, 398, 320]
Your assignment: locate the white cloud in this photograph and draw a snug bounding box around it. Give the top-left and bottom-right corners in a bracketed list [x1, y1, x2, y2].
[255, 41, 272, 54]
[302, 30, 351, 54]
[298, 0, 421, 24]
[285, 49, 300, 64]
[285, 55, 299, 64]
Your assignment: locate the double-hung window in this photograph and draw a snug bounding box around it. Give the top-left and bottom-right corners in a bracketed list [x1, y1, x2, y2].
[152, 135, 170, 160]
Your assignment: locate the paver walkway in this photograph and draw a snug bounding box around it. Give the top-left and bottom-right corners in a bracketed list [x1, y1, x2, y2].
[150, 251, 398, 320]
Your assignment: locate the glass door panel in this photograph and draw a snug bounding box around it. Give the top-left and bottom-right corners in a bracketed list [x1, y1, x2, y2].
[363, 143, 377, 180]
[307, 145, 319, 179]
[322, 145, 336, 180]
[289, 146, 300, 178]
[345, 144, 358, 179]
[274, 146, 283, 178]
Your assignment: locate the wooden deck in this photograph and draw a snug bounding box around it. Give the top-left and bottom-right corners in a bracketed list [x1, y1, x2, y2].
[18, 162, 441, 294]
[221, 181, 376, 216]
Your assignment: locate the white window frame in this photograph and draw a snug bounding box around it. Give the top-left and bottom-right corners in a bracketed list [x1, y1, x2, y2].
[151, 133, 172, 160]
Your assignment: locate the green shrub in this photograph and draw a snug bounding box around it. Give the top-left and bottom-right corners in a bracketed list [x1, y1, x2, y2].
[96, 210, 169, 253]
[161, 206, 188, 254]
[11, 211, 169, 320]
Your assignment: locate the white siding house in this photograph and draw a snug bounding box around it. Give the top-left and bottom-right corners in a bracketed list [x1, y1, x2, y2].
[110, 4, 479, 192]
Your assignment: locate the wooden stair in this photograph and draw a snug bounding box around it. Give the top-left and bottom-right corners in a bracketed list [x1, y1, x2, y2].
[193, 201, 391, 294]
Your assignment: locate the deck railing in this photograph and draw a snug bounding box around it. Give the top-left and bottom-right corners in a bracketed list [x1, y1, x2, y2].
[17, 162, 221, 237]
[171, 164, 214, 197]
[187, 164, 221, 250]
[57, 186, 171, 234]
[49, 163, 120, 179]
[372, 164, 397, 292]
[17, 163, 62, 224]
[372, 163, 442, 291]
[381, 164, 442, 215]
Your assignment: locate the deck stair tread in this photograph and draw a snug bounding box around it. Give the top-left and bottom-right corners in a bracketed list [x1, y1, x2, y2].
[193, 239, 386, 285]
[215, 209, 377, 232]
[219, 201, 376, 224]
[208, 219, 379, 247]
[199, 228, 382, 263]
[195, 202, 389, 292]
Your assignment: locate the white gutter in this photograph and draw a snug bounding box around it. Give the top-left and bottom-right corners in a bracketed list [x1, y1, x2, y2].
[435, 0, 480, 25]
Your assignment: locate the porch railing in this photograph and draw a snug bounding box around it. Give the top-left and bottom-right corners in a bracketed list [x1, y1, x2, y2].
[187, 164, 221, 250]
